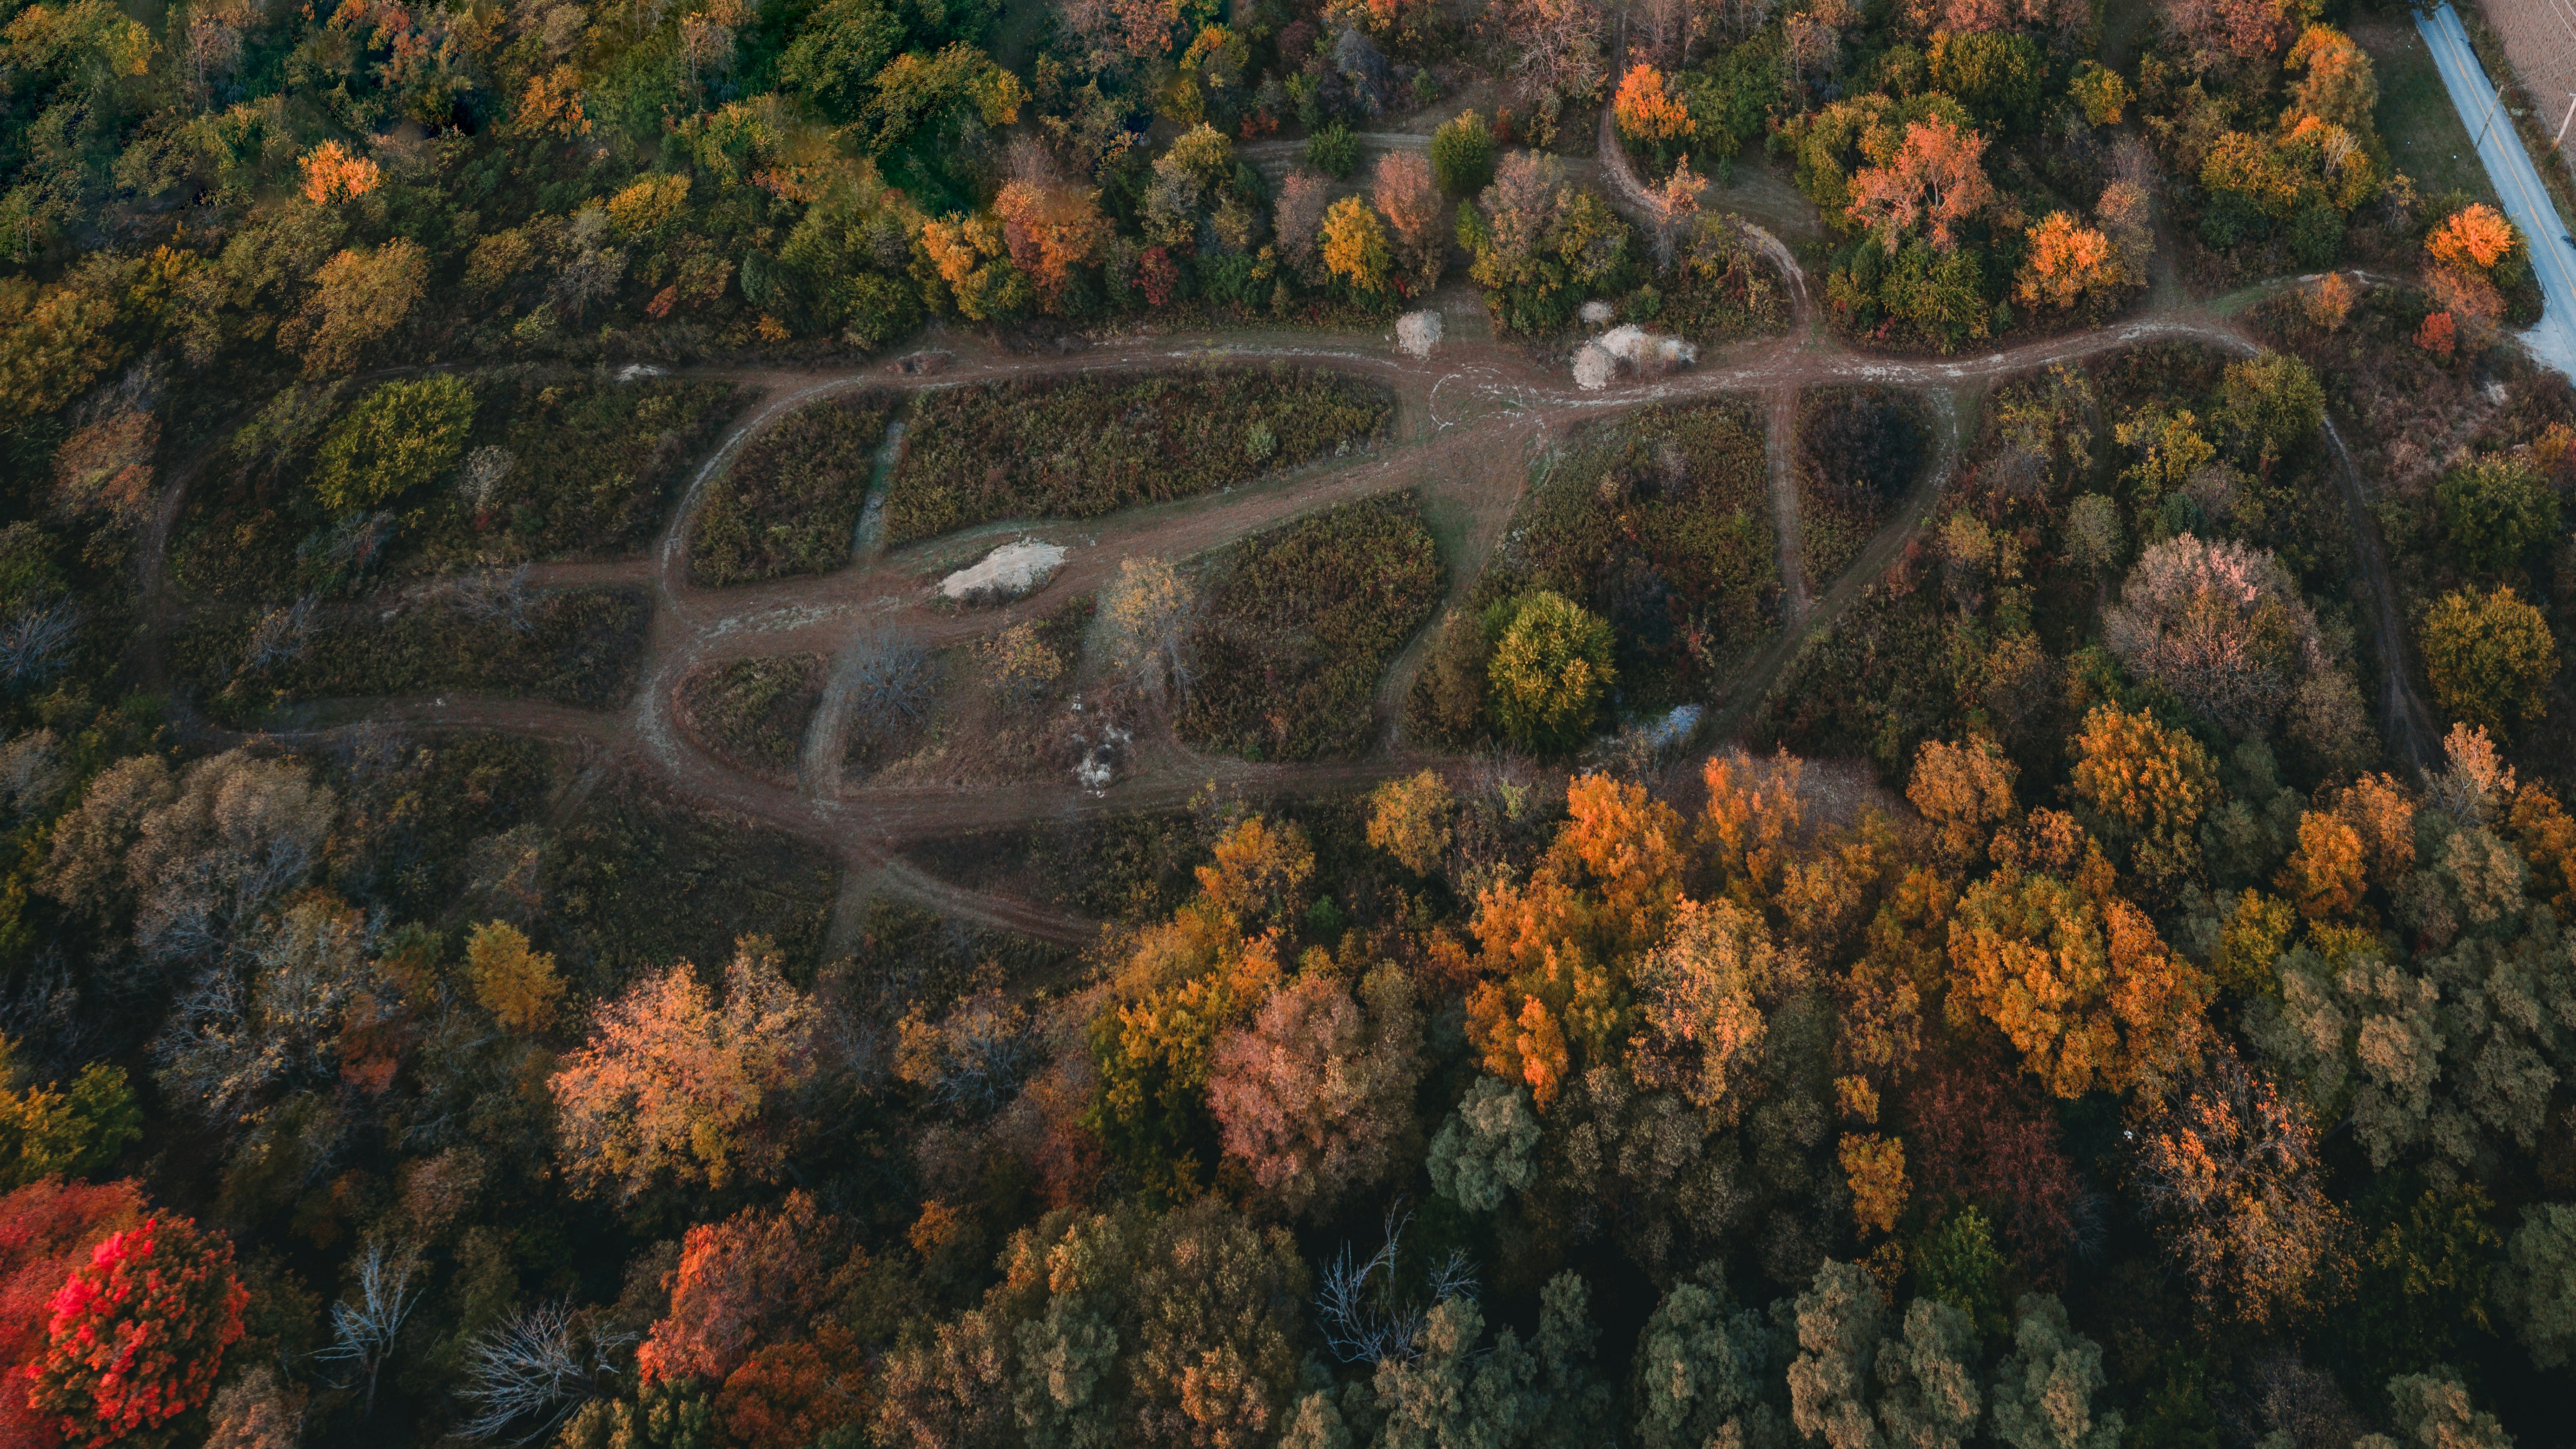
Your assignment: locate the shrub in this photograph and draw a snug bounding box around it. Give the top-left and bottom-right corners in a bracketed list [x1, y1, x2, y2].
[682, 655, 825, 776]
[1485, 590, 1615, 752]
[883, 368, 1392, 544]
[312, 376, 477, 516]
[691, 395, 894, 586]
[2436, 453, 2560, 577]
[1430, 111, 1497, 197]
[1403, 608, 1493, 748]
[1178, 494, 1444, 760]
[2423, 585, 2559, 734]
[1308, 121, 1359, 179]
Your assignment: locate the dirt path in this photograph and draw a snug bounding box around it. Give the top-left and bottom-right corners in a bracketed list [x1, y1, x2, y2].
[1764, 389, 1808, 620]
[144, 203, 2440, 946]
[2322, 415, 2440, 769]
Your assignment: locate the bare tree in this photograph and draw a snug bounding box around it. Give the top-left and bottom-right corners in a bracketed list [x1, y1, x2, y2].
[453, 564, 539, 634]
[1316, 1205, 1478, 1365]
[318, 1238, 424, 1416]
[241, 595, 318, 677]
[1102, 556, 1198, 703]
[461, 445, 517, 511]
[0, 601, 81, 693]
[455, 1301, 634, 1442]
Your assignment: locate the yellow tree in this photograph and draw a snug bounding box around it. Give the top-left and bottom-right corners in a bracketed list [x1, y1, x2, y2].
[465, 921, 564, 1033]
[1946, 839, 2213, 1099]
[2067, 703, 2218, 900]
[1320, 195, 1392, 293]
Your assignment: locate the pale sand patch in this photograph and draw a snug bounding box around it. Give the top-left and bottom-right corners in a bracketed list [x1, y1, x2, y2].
[939, 540, 1067, 602]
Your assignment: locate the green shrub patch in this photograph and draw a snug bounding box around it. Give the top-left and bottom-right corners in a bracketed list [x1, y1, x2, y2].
[1498, 402, 1778, 708]
[681, 655, 825, 775]
[689, 393, 896, 586]
[883, 367, 1394, 544]
[175, 586, 651, 720]
[1178, 493, 1444, 761]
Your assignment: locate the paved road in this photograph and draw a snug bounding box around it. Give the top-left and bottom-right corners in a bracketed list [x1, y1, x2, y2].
[2418, 1, 2576, 377]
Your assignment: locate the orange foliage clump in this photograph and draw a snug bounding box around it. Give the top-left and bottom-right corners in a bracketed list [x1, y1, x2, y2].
[548, 941, 820, 1201]
[2510, 782, 2576, 915]
[2426, 202, 2515, 272]
[718, 1326, 867, 1449]
[1907, 737, 2019, 862]
[297, 140, 381, 205]
[2301, 270, 2357, 331]
[2278, 810, 2367, 921]
[1840, 1132, 1908, 1235]
[2014, 211, 2115, 310]
[2415, 310, 2456, 358]
[1614, 63, 1693, 144]
[1844, 116, 1995, 251]
[993, 178, 1112, 304]
[516, 64, 592, 138]
[1946, 861, 2213, 1099]
[640, 1191, 843, 1385]
[1462, 774, 1689, 1108]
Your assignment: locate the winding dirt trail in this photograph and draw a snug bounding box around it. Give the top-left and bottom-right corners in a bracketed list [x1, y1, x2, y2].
[142, 180, 2444, 944]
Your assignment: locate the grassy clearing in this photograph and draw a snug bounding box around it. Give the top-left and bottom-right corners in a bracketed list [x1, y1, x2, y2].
[2359, 15, 2507, 214]
[690, 394, 897, 586]
[1178, 494, 1446, 761]
[424, 377, 748, 566]
[174, 586, 651, 720]
[538, 771, 840, 993]
[681, 655, 826, 776]
[882, 367, 1395, 544]
[860, 595, 1095, 787]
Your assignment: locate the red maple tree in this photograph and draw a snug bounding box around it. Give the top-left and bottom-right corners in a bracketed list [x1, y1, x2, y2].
[26, 1211, 246, 1448]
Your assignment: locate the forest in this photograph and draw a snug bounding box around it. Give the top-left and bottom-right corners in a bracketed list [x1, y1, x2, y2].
[0, 0, 2573, 1440]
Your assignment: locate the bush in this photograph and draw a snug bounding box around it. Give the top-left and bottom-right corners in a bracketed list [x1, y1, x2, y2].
[178, 586, 652, 719]
[691, 394, 895, 586]
[1485, 589, 1615, 752]
[681, 655, 825, 776]
[1309, 122, 1360, 179]
[2437, 453, 2560, 577]
[1178, 494, 1445, 760]
[883, 368, 1392, 544]
[2423, 585, 2559, 734]
[1430, 112, 1496, 196]
[1404, 608, 1493, 748]
[312, 376, 477, 516]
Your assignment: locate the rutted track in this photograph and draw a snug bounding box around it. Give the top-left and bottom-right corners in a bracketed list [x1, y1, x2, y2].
[140, 236, 2441, 944]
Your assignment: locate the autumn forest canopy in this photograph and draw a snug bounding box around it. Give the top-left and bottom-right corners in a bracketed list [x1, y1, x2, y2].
[0, 0, 2574, 1440]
